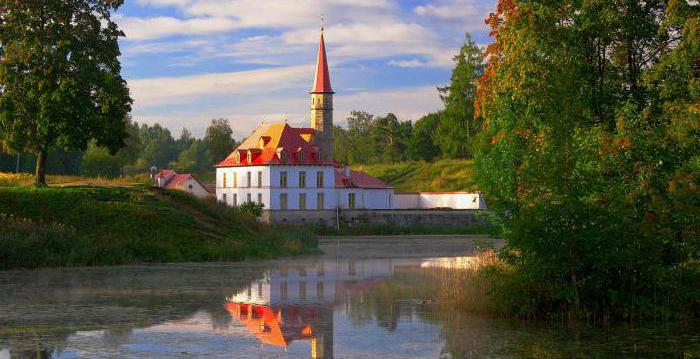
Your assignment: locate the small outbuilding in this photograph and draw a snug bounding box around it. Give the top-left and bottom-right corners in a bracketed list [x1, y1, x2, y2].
[154, 169, 210, 199]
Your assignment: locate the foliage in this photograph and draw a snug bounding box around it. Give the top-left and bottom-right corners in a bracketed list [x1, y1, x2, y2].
[356, 159, 478, 192]
[204, 118, 237, 165]
[0, 185, 317, 269]
[80, 142, 123, 178]
[169, 140, 213, 173]
[474, 0, 700, 319]
[434, 34, 484, 159]
[0, 0, 132, 185]
[409, 113, 442, 161]
[237, 200, 264, 217]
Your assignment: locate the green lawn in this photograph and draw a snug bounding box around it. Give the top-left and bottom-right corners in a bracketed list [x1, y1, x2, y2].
[0, 178, 316, 269]
[355, 159, 477, 192]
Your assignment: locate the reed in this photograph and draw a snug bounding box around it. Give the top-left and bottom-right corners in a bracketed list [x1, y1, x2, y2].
[426, 250, 505, 313]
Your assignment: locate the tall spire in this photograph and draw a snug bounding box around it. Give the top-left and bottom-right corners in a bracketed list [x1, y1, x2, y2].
[311, 24, 333, 94]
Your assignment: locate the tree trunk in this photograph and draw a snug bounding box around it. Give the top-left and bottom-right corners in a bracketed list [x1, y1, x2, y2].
[35, 149, 47, 186]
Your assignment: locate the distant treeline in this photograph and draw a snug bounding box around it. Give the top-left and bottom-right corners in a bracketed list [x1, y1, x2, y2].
[0, 118, 238, 177]
[335, 35, 483, 165]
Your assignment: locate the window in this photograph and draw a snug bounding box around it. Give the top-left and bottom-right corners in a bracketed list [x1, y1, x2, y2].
[299, 281, 306, 300]
[246, 172, 251, 188]
[246, 151, 252, 163]
[280, 193, 288, 210]
[278, 150, 286, 162]
[233, 193, 237, 206]
[222, 193, 227, 204]
[188, 184, 193, 190]
[299, 171, 306, 188]
[233, 172, 238, 188]
[317, 281, 324, 299]
[257, 193, 262, 204]
[247, 193, 251, 203]
[316, 171, 324, 187]
[298, 150, 304, 161]
[280, 282, 288, 300]
[223, 173, 227, 188]
[257, 171, 262, 188]
[280, 171, 288, 188]
[299, 193, 307, 210]
[317, 262, 325, 276]
[234, 152, 240, 163]
[348, 193, 356, 209]
[317, 192, 324, 210]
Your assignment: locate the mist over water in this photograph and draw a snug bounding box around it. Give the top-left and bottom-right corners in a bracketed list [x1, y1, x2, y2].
[1, 237, 698, 358]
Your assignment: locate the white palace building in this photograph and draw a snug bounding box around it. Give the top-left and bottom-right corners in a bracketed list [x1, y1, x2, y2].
[215, 27, 486, 223]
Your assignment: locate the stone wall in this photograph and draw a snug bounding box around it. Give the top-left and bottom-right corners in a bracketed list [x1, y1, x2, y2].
[261, 209, 485, 227]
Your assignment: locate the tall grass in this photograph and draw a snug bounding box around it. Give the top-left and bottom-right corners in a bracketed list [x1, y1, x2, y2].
[0, 172, 149, 187]
[427, 250, 505, 313]
[355, 159, 478, 192]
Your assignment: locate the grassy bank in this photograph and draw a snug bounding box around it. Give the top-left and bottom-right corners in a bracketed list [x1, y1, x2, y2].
[0, 178, 316, 269]
[355, 159, 477, 192]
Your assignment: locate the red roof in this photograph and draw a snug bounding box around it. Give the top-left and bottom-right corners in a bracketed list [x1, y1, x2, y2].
[163, 174, 193, 190]
[311, 30, 333, 94]
[156, 169, 209, 193]
[335, 169, 392, 189]
[216, 123, 336, 167]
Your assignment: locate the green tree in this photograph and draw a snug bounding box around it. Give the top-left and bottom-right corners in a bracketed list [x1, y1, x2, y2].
[138, 124, 177, 169]
[0, 0, 132, 185]
[409, 113, 442, 161]
[434, 34, 483, 158]
[81, 141, 122, 178]
[204, 118, 236, 164]
[474, 0, 699, 318]
[169, 140, 212, 173]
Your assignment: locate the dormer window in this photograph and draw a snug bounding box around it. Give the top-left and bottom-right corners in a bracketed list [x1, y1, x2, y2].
[234, 152, 240, 163]
[247, 151, 252, 163]
[259, 136, 271, 148]
[298, 150, 304, 161]
[277, 149, 286, 162]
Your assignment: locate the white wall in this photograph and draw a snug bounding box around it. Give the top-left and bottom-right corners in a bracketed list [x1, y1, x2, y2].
[183, 178, 210, 199]
[393, 192, 487, 210]
[216, 165, 338, 210]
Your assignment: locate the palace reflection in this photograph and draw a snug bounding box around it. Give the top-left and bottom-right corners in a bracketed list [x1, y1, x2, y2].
[224, 257, 437, 359]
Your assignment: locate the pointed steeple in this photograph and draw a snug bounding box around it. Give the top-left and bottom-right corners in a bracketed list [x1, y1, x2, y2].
[311, 26, 333, 94]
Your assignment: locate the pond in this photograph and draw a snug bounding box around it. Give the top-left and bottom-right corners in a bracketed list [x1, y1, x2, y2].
[1, 236, 698, 358]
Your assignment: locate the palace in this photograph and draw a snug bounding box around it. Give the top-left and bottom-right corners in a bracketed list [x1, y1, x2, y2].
[214, 27, 486, 223]
[215, 27, 394, 222]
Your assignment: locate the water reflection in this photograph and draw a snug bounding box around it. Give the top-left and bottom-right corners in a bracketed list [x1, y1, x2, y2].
[1, 254, 698, 358]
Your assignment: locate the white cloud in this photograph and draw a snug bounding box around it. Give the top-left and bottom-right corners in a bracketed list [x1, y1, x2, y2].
[118, 16, 239, 40]
[414, 0, 494, 33]
[129, 65, 312, 107]
[388, 59, 427, 67]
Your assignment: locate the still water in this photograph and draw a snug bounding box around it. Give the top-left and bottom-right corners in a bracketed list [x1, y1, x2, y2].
[0, 236, 698, 358]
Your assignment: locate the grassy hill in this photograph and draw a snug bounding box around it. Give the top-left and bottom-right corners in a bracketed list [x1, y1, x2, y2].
[355, 159, 478, 193]
[0, 174, 316, 270]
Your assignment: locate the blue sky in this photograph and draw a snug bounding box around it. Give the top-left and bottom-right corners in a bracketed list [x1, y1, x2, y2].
[116, 0, 497, 138]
